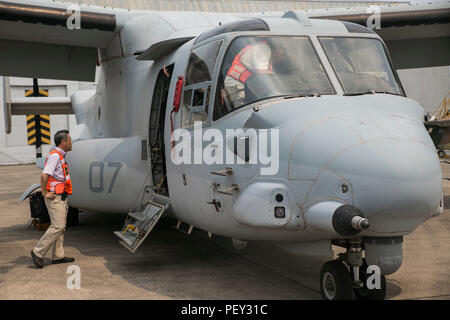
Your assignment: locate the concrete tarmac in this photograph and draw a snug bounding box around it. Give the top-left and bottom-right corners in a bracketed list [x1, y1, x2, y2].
[1, 163, 449, 300]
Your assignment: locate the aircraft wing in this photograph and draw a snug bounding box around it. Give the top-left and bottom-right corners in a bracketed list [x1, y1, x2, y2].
[307, 1, 450, 69]
[0, 0, 130, 81]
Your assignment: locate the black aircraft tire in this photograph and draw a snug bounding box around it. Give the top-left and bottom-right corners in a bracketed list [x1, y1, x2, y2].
[438, 150, 446, 158]
[353, 260, 387, 300]
[320, 261, 354, 300]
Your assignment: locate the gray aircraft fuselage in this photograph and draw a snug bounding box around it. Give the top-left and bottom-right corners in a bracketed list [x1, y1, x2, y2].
[65, 11, 442, 245]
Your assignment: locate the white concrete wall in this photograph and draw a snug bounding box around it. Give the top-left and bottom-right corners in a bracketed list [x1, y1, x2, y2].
[398, 66, 450, 116]
[0, 77, 95, 165]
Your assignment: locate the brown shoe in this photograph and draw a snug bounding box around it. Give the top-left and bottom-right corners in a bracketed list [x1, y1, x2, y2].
[31, 250, 43, 269]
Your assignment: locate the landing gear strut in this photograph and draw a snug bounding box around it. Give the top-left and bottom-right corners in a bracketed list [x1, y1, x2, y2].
[320, 239, 386, 300]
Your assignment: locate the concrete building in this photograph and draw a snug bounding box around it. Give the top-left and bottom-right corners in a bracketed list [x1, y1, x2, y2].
[0, 77, 97, 164]
[398, 67, 450, 118]
[1, 0, 449, 164]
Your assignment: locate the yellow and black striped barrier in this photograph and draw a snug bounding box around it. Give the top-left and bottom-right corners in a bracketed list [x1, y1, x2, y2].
[39, 115, 51, 144]
[26, 114, 50, 145]
[25, 89, 49, 98]
[25, 83, 50, 157]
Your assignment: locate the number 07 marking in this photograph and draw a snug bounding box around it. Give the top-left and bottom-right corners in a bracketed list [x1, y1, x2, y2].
[89, 161, 122, 193]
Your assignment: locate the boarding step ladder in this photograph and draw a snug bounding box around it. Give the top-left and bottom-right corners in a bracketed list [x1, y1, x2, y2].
[114, 194, 170, 253]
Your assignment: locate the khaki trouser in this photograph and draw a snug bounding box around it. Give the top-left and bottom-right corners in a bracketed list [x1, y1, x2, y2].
[33, 195, 68, 260]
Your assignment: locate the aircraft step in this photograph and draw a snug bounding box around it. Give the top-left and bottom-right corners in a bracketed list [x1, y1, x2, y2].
[114, 195, 170, 253]
[174, 220, 194, 235]
[152, 193, 170, 205]
[113, 231, 136, 248]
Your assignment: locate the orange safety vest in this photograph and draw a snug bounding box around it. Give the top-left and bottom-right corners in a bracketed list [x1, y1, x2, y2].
[227, 41, 272, 84]
[45, 150, 73, 195]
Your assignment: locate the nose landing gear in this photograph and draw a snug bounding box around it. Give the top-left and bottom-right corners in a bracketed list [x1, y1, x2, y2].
[320, 239, 387, 300]
[320, 260, 353, 300]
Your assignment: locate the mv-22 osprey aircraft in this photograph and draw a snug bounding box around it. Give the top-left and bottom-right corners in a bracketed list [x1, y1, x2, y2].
[2, 0, 450, 300]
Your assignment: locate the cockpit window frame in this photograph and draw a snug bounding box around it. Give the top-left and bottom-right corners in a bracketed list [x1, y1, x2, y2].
[181, 37, 225, 129]
[318, 35, 406, 97]
[194, 18, 270, 45]
[211, 34, 338, 123]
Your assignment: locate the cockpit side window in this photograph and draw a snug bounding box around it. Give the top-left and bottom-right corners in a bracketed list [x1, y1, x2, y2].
[182, 40, 223, 128]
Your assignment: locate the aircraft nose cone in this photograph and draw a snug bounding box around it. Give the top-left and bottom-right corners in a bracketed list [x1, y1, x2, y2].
[287, 114, 442, 234]
[331, 139, 441, 215]
[336, 139, 442, 232]
[330, 139, 439, 183]
[324, 131, 442, 233]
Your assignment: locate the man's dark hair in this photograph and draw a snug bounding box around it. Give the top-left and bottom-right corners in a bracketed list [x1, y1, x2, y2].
[54, 130, 69, 146]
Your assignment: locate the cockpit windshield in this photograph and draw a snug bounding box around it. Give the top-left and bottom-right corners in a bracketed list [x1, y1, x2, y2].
[319, 37, 403, 96]
[214, 36, 334, 120]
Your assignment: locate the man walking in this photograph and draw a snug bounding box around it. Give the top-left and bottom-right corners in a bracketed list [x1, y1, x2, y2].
[31, 130, 75, 268]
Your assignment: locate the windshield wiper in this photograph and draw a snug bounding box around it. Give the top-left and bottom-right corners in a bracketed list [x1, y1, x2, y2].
[253, 94, 322, 112]
[372, 90, 402, 96]
[283, 93, 321, 99]
[344, 90, 402, 97]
